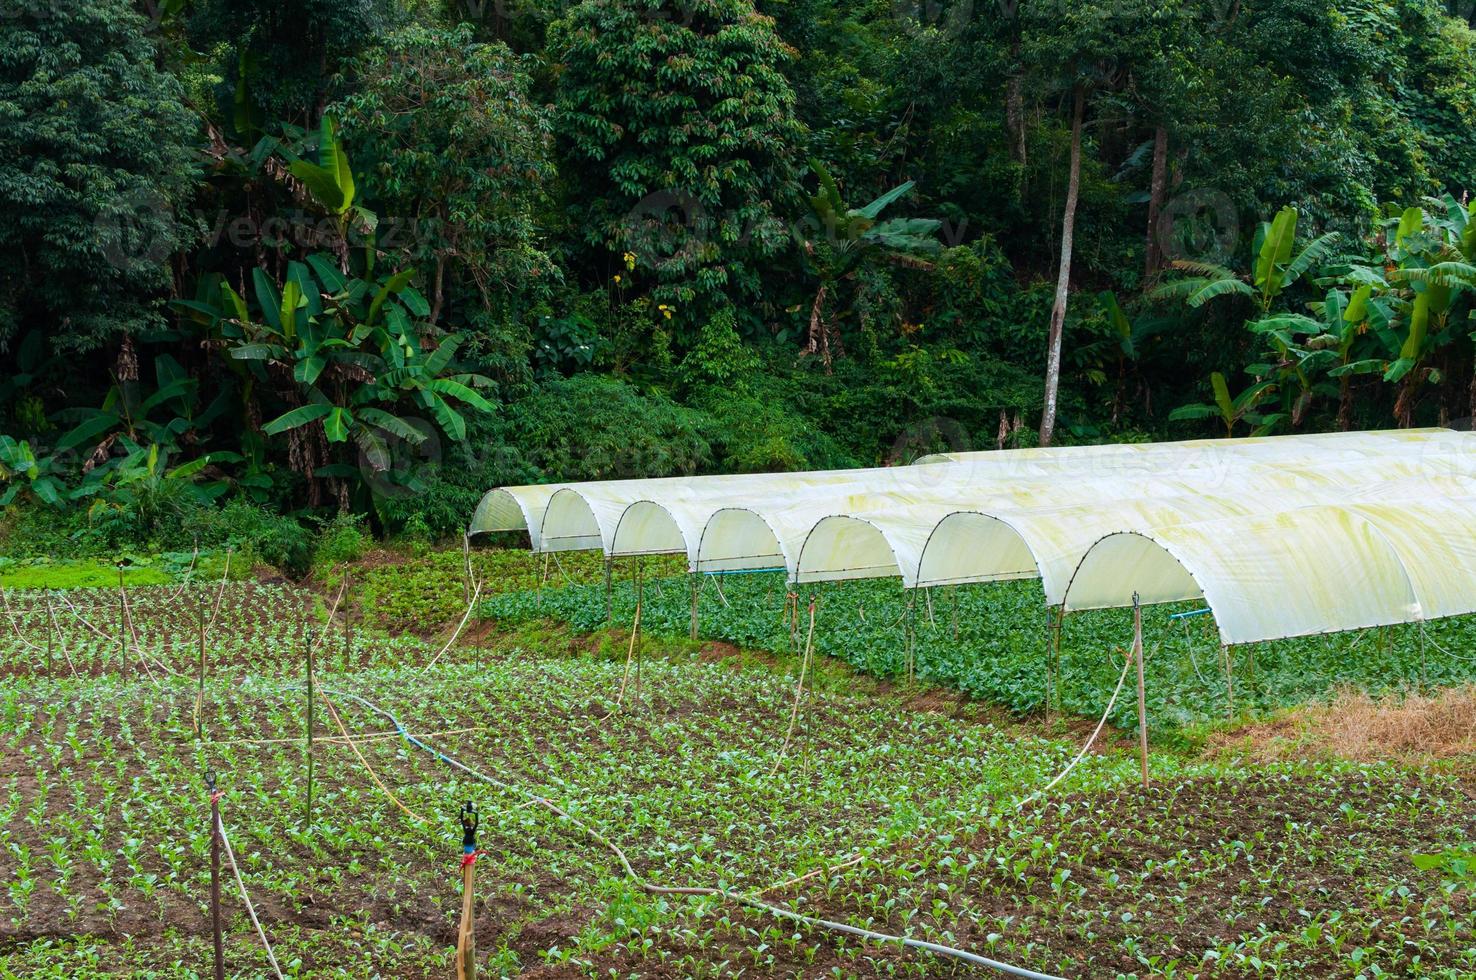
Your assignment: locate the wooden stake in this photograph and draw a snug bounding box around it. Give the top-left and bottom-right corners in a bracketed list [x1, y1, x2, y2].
[462, 533, 472, 606]
[117, 565, 126, 679]
[44, 584, 53, 678]
[1133, 594, 1148, 790]
[1222, 643, 1235, 717]
[305, 634, 315, 824]
[951, 585, 959, 642]
[689, 572, 699, 642]
[208, 772, 225, 980]
[634, 557, 644, 701]
[196, 585, 206, 740]
[342, 574, 352, 672]
[897, 590, 909, 681]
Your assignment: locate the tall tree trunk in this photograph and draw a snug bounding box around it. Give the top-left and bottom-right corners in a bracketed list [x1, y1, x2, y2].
[1006, 76, 1027, 169]
[1143, 125, 1168, 281]
[1039, 86, 1085, 448]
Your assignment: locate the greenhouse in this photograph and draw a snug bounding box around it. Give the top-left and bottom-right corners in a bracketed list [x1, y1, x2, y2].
[472, 427, 1476, 645]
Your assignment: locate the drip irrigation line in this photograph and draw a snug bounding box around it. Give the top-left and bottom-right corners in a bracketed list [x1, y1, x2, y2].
[318, 690, 429, 825]
[214, 799, 287, 980]
[42, 592, 80, 679]
[203, 550, 234, 639]
[550, 551, 574, 588]
[59, 591, 112, 640]
[1015, 648, 1134, 810]
[615, 592, 644, 709]
[771, 597, 817, 773]
[1182, 621, 1210, 689]
[773, 632, 1142, 898]
[163, 543, 201, 601]
[0, 587, 43, 652]
[420, 581, 484, 675]
[320, 686, 1065, 980]
[119, 582, 180, 683]
[308, 578, 350, 659]
[1420, 623, 1476, 666]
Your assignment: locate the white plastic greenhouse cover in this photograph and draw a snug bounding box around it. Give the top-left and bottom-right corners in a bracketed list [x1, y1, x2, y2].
[1062, 497, 1476, 645]
[467, 428, 1470, 548]
[789, 472, 1476, 600]
[508, 428, 1473, 555]
[692, 455, 1476, 580]
[468, 428, 1476, 643]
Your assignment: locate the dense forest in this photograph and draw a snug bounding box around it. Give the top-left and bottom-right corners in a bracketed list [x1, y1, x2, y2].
[3, 0, 1476, 556]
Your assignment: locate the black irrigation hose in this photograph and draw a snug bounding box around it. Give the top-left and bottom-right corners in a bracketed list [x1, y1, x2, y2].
[321, 686, 1068, 980]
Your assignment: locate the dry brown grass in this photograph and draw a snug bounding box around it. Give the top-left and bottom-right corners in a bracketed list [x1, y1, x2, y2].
[1207, 684, 1476, 764]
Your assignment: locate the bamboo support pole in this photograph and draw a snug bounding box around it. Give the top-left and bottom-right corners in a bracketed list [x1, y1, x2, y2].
[45, 588, 54, 677]
[689, 571, 699, 642]
[208, 772, 225, 980]
[1222, 643, 1235, 717]
[196, 585, 206, 740]
[305, 634, 315, 824]
[1133, 594, 1148, 790]
[117, 565, 126, 679]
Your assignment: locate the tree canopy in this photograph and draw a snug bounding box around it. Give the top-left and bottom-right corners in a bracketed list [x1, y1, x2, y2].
[4, 0, 1476, 541]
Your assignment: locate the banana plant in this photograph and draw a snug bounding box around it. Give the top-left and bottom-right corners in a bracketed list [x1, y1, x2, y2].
[173, 254, 495, 501]
[1331, 201, 1476, 425]
[287, 115, 375, 239]
[795, 160, 942, 368]
[0, 436, 69, 507]
[1155, 206, 1340, 315]
[1167, 371, 1282, 437]
[1158, 206, 1339, 432]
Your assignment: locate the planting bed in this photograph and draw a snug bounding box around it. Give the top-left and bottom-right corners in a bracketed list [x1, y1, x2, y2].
[0, 557, 1473, 978]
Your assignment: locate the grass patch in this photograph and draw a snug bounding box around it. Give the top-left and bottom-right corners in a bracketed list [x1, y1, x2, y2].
[0, 560, 172, 589]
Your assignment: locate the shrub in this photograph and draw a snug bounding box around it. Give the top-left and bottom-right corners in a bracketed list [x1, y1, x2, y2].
[313, 513, 370, 573]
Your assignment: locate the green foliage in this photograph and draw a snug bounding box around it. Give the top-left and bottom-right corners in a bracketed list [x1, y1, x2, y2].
[487, 373, 713, 484]
[551, 0, 804, 321]
[0, 0, 198, 354]
[334, 24, 558, 372]
[175, 254, 495, 501]
[179, 501, 313, 576]
[189, 0, 394, 128]
[488, 568, 1476, 735]
[0, 559, 171, 590]
[378, 373, 714, 538]
[313, 512, 370, 572]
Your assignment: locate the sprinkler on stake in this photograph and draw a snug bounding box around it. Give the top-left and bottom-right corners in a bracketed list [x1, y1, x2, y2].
[457, 801, 480, 980]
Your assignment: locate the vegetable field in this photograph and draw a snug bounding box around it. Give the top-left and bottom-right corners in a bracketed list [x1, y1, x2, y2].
[1, 552, 1473, 978]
